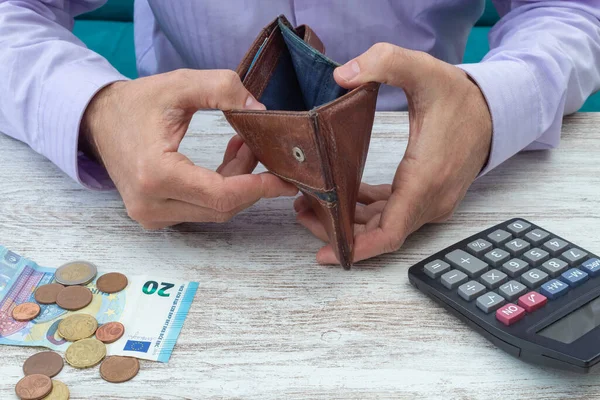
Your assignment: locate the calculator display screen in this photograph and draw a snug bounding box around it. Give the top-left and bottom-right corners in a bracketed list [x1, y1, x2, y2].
[538, 296, 600, 344]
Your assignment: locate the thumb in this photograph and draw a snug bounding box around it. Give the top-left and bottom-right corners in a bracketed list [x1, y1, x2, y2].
[334, 43, 431, 91]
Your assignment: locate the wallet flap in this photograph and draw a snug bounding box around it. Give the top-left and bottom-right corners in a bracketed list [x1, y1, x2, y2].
[296, 25, 325, 54]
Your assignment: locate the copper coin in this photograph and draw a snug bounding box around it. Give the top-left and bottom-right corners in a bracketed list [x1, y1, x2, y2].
[99, 356, 139, 383]
[56, 286, 93, 311]
[34, 284, 65, 305]
[96, 272, 128, 294]
[23, 351, 64, 378]
[15, 374, 52, 400]
[95, 322, 125, 344]
[12, 303, 41, 322]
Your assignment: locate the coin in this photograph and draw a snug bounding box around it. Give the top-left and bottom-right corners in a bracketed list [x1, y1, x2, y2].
[56, 286, 93, 311]
[12, 302, 41, 322]
[96, 272, 128, 294]
[65, 338, 106, 369]
[57, 314, 98, 341]
[95, 322, 125, 344]
[15, 374, 52, 400]
[34, 284, 65, 305]
[41, 380, 69, 400]
[54, 261, 97, 286]
[23, 351, 64, 378]
[99, 356, 140, 383]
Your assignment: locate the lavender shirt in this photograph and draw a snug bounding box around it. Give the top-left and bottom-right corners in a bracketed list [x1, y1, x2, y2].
[0, 1, 599, 189]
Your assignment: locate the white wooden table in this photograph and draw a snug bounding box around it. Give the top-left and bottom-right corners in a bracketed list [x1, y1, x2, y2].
[1, 111, 600, 399]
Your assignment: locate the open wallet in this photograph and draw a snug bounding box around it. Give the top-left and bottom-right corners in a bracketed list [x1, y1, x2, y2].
[224, 15, 380, 269]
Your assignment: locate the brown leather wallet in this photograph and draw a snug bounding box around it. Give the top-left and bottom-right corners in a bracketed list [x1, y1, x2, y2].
[224, 15, 380, 268]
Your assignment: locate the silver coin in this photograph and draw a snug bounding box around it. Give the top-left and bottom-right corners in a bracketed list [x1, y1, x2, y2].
[54, 261, 98, 286]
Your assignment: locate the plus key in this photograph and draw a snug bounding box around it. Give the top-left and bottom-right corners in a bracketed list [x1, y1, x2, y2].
[518, 291, 547, 313]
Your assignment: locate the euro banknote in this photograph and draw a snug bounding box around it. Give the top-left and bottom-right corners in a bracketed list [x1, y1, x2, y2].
[0, 246, 198, 362]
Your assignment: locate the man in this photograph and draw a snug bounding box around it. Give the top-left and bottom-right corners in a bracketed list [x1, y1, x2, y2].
[0, 1, 599, 265]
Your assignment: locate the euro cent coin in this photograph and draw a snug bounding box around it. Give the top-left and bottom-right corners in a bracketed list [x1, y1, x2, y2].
[54, 261, 97, 286]
[99, 356, 140, 383]
[12, 303, 41, 322]
[96, 272, 128, 294]
[95, 322, 125, 344]
[41, 380, 69, 400]
[15, 374, 52, 400]
[65, 338, 106, 369]
[23, 351, 64, 378]
[56, 286, 93, 311]
[58, 314, 98, 341]
[34, 283, 65, 305]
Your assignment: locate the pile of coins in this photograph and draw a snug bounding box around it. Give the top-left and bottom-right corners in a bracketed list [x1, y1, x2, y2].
[12, 261, 139, 400]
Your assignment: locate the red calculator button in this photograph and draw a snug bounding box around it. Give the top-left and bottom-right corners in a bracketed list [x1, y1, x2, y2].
[518, 291, 547, 312]
[496, 303, 526, 326]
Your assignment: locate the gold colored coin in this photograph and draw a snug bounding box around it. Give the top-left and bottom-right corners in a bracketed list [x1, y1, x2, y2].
[57, 314, 98, 342]
[65, 338, 106, 369]
[42, 380, 70, 400]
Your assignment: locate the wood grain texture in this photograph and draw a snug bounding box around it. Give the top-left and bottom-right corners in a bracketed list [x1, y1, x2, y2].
[1, 111, 600, 399]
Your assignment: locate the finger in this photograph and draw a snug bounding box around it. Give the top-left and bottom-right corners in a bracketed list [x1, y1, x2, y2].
[296, 209, 329, 242]
[334, 43, 431, 91]
[217, 143, 258, 177]
[141, 221, 180, 230]
[316, 214, 381, 264]
[293, 195, 311, 213]
[218, 135, 245, 171]
[354, 201, 386, 224]
[357, 183, 392, 205]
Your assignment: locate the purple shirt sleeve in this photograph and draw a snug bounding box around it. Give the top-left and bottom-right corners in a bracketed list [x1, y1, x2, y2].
[457, 1, 600, 176]
[0, 0, 127, 189]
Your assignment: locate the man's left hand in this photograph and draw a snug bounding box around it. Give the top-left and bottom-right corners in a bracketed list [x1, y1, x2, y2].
[294, 43, 493, 264]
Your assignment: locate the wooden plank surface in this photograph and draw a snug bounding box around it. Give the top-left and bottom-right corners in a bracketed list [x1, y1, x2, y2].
[1, 111, 600, 399]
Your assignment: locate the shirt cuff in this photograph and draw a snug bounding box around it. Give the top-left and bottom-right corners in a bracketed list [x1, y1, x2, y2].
[456, 60, 542, 177]
[38, 63, 128, 190]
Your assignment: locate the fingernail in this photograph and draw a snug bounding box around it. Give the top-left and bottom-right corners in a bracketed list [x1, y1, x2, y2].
[336, 60, 360, 82]
[244, 95, 266, 110]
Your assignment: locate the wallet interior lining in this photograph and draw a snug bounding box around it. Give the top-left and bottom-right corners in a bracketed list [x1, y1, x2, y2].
[244, 17, 347, 111]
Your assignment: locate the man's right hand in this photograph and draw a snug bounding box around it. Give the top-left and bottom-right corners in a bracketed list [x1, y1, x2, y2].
[81, 69, 298, 229]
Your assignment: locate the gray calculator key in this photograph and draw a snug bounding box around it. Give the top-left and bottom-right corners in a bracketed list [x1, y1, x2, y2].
[525, 229, 550, 246]
[480, 269, 508, 289]
[484, 248, 510, 267]
[476, 292, 506, 313]
[458, 280, 486, 301]
[523, 248, 550, 267]
[424, 260, 451, 279]
[498, 280, 528, 301]
[520, 268, 549, 288]
[488, 229, 512, 246]
[444, 249, 489, 278]
[467, 239, 493, 256]
[507, 220, 531, 237]
[561, 248, 588, 266]
[543, 238, 569, 256]
[501, 258, 530, 277]
[505, 238, 531, 256]
[540, 258, 569, 277]
[440, 269, 468, 289]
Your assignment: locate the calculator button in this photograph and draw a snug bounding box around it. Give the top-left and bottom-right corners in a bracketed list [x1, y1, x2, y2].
[458, 281, 486, 301]
[525, 229, 550, 246]
[581, 258, 600, 277]
[467, 239, 493, 256]
[560, 268, 589, 287]
[522, 248, 550, 267]
[520, 268, 549, 289]
[561, 248, 588, 266]
[444, 250, 489, 278]
[540, 258, 569, 278]
[476, 292, 505, 313]
[480, 269, 508, 289]
[505, 239, 530, 256]
[542, 238, 569, 256]
[496, 303, 526, 326]
[540, 279, 569, 300]
[440, 269, 468, 289]
[501, 258, 530, 277]
[518, 291, 547, 312]
[498, 280, 528, 301]
[506, 220, 531, 237]
[488, 229, 512, 246]
[484, 248, 510, 267]
[424, 260, 451, 279]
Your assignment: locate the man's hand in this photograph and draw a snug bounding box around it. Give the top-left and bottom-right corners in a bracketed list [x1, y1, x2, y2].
[295, 43, 492, 264]
[81, 69, 297, 229]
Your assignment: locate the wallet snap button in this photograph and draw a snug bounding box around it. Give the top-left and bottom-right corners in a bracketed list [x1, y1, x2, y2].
[292, 147, 305, 163]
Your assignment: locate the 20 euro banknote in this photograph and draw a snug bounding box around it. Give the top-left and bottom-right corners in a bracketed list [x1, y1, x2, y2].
[0, 246, 198, 362]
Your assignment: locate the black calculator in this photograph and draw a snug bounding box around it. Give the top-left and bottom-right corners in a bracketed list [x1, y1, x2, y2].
[408, 218, 600, 373]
